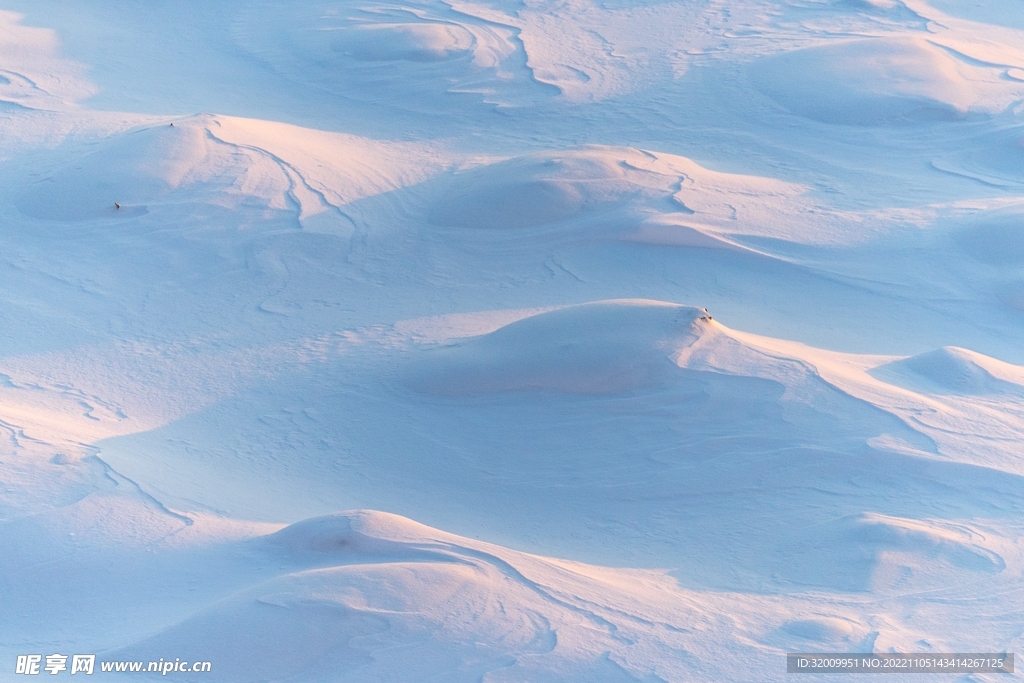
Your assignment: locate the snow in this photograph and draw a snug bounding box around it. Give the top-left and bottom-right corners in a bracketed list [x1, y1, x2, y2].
[2, 0, 1024, 680]
[749, 36, 1024, 125]
[881, 346, 1024, 395]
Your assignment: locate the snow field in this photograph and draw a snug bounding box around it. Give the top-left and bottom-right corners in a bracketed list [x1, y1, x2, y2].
[1, 0, 1024, 680]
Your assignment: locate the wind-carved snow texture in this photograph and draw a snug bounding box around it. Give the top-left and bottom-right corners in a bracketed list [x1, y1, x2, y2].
[1, 0, 1024, 681]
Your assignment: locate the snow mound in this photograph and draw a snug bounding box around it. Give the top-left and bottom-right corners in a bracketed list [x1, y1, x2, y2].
[843, 513, 1004, 574]
[330, 23, 473, 62]
[104, 510, 663, 681]
[876, 346, 1024, 395]
[15, 115, 446, 227]
[232, 2, 532, 109]
[749, 37, 1008, 125]
[266, 511, 454, 565]
[781, 513, 1006, 592]
[15, 116, 291, 222]
[407, 299, 710, 395]
[428, 148, 658, 230]
[836, 513, 1006, 590]
[425, 145, 849, 247]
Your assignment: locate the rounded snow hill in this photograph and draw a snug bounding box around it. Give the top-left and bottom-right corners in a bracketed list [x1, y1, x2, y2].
[783, 512, 1006, 593]
[749, 37, 996, 126]
[874, 346, 1024, 395]
[14, 114, 445, 227]
[427, 148, 669, 231]
[424, 145, 840, 247]
[15, 115, 291, 222]
[231, 1, 537, 111]
[406, 300, 710, 395]
[425, 144, 806, 239]
[265, 511, 457, 565]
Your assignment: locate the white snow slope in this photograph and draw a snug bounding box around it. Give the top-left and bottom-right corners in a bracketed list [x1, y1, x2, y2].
[1, 0, 1023, 681]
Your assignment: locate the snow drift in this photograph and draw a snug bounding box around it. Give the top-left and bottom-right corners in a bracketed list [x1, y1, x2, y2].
[407, 300, 708, 395]
[749, 36, 1023, 125]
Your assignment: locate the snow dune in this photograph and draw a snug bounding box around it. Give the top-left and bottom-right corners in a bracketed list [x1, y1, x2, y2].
[424, 145, 855, 248]
[427, 147, 694, 233]
[15, 114, 449, 228]
[98, 511, 769, 681]
[231, 0, 541, 112]
[749, 36, 1021, 125]
[877, 346, 1024, 396]
[408, 300, 707, 395]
